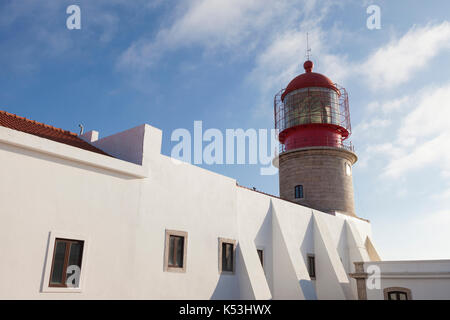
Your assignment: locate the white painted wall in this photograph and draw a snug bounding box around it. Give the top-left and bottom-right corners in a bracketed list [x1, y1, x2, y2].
[363, 260, 450, 300]
[0, 123, 447, 300]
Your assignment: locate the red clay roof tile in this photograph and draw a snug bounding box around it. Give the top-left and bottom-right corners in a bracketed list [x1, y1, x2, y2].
[0, 110, 110, 156]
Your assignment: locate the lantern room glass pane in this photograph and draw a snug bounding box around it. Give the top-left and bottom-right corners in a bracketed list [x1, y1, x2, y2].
[283, 87, 340, 129]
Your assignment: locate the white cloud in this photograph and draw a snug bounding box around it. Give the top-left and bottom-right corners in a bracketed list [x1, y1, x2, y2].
[363, 83, 450, 178]
[158, 0, 277, 48]
[384, 132, 450, 177]
[117, 0, 302, 70]
[398, 85, 450, 142]
[432, 188, 450, 200]
[375, 209, 450, 260]
[367, 95, 411, 114]
[245, 2, 348, 119]
[359, 21, 450, 90]
[0, 0, 160, 72]
[116, 0, 340, 74]
[357, 141, 405, 169]
[353, 117, 391, 135]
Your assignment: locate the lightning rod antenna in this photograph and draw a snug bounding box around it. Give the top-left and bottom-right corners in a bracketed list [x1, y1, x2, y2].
[306, 32, 311, 60]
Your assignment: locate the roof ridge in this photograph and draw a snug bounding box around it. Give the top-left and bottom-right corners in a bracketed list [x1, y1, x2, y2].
[0, 110, 78, 136]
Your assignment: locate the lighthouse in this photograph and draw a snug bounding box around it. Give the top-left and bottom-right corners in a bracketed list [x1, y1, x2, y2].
[274, 59, 358, 216]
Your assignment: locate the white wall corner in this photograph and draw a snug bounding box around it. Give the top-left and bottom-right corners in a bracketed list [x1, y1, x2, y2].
[364, 236, 381, 261]
[313, 211, 351, 300]
[142, 124, 163, 164]
[345, 220, 371, 299]
[79, 130, 99, 143]
[272, 210, 308, 299]
[346, 220, 371, 263]
[92, 124, 162, 168]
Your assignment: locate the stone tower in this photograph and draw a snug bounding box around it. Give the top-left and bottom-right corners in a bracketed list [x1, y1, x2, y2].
[274, 60, 358, 216]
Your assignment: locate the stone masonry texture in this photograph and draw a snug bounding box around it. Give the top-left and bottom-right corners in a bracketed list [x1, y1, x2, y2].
[279, 146, 358, 216]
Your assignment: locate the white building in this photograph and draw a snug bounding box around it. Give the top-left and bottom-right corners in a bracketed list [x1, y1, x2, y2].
[1, 61, 449, 300]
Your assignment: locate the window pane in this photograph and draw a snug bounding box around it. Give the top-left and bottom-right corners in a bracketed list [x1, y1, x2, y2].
[222, 243, 233, 272]
[50, 241, 67, 284]
[295, 185, 304, 199]
[168, 236, 175, 266]
[226, 244, 233, 270]
[387, 291, 408, 300]
[68, 242, 83, 268]
[175, 237, 184, 267]
[169, 235, 184, 268]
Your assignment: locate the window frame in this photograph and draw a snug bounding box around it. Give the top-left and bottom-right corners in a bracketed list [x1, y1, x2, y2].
[164, 229, 188, 273]
[295, 185, 304, 199]
[307, 254, 316, 279]
[41, 231, 88, 293]
[218, 238, 237, 275]
[48, 238, 84, 288]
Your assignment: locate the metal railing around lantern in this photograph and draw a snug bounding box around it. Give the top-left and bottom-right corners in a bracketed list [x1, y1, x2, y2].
[274, 84, 353, 153]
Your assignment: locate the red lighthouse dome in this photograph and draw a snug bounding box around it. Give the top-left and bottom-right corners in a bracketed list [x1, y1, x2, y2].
[281, 61, 339, 101]
[274, 59, 352, 151]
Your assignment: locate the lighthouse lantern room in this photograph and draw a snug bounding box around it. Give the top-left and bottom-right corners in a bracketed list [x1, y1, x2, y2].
[275, 60, 353, 152]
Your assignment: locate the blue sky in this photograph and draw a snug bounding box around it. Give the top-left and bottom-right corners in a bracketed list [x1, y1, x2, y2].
[1, 0, 450, 260]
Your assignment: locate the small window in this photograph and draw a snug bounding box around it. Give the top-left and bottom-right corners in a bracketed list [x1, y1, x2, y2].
[345, 163, 352, 176]
[257, 249, 264, 269]
[307, 254, 315, 279]
[295, 185, 304, 199]
[219, 238, 236, 274]
[164, 230, 188, 273]
[168, 235, 184, 268]
[49, 238, 84, 288]
[222, 243, 234, 272]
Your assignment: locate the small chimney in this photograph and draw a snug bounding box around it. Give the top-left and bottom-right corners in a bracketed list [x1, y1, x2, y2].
[79, 130, 99, 143]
